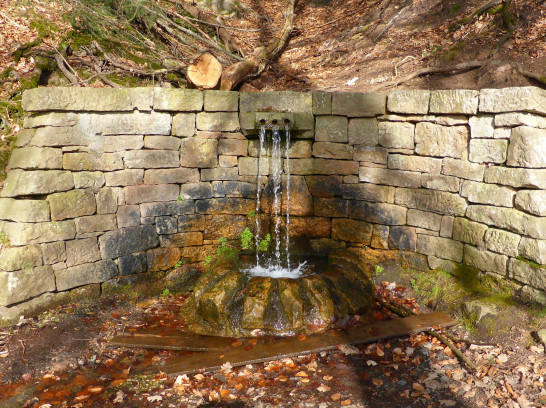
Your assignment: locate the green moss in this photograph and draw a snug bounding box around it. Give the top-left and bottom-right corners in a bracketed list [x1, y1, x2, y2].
[517, 256, 546, 269]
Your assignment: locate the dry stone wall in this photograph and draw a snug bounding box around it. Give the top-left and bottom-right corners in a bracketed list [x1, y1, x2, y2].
[1, 86, 545, 320]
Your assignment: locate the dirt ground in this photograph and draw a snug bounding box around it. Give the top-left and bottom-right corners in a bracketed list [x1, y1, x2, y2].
[1, 264, 545, 408]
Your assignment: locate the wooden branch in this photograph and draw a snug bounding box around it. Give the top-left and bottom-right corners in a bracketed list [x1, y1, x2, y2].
[53, 53, 80, 87]
[220, 0, 298, 90]
[490, 0, 514, 56]
[513, 64, 546, 86]
[93, 63, 121, 88]
[370, 60, 485, 91]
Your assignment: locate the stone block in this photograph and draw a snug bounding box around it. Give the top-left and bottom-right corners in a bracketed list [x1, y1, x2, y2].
[213, 181, 225, 198]
[24, 112, 79, 128]
[144, 168, 199, 185]
[147, 247, 182, 272]
[0, 266, 55, 306]
[509, 258, 546, 291]
[0, 198, 50, 222]
[154, 88, 203, 111]
[219, 155, 238, 168]
[0, 245, 43, 271]
[415, 123, 468, 158]
[331, 92, 386, 117]
[452, 218, 488, 246]
[63, 152, 123, 171]
[440, 215, 454, 238]
[359, 167, 421, 189]
[14, 128, 34, 147]
[287, 217, 331, 238]
[75, 214, 116, 236]
[342, 183, 394, 203]
[1, 220, 76, 245]
[203, 215, 247, 241]
[27, 126, 89, 147]
[519, 237, 546, 265]
[387, 90, 430, 114]
[427, 256, 458, 273]
[389, 226, 417, 251]
[407, 209, 442, 231]
[223, 181, 257, 198]
[124, 150, 180, 169]
[160, 231, 204, 248]
[314, 198, 348, 218]
[485, 229, 521, 257]
[204, 90, 238, 111]
[41, 242, 66, 265]
[105, 169, 144, 187]
[196, 198, 255, 215]
[96, 187, 118, 214]
[395, 188, 467, 216]
[99, 226, 159, 259]
[306, 175, 342, 198]
[479, 87, 546, 115]
[65, 238, 101, 267]
[313, 142, 353, 159]
[469, 139, 508, 164]
[289, 158, 358, 175]
[309, 238, 346, 253]
[140, 200, 194, 217]
[47, 189, 96, 221]
[56, 260, 118, 291]
[8, 147, 62, 170]
[180, 138, 218, 168]
[421, 174, 460, 192]
[277, 175, 313, 216]
[469, 115, 494, 138]
[238, 157, 270, 176]
[81, 111, 171, 135]
[1, 169, 74, 197]
[349, 201, 407, 225]
[515, 190, 546, 217]
[88, 135, 144, 153]
[492, 128, 511, 139]
[388, 154, 442, 174]
[144, 136, 181, 151]
[74, 172, 105, 192]
[429, 90, 479, 114]
[155, 216, 177, 235]
[348, 118, 378, 146]
[416, 235, 464, 262]
[313, 92, 331, 115]
[196, 112, 239, 132]
[484, 167, 546, 189]
[240, 92, 312, 113]
[315, 116, 348, 143]
[178, 214, 205, 232]
[371, 224, 389, 249]
[494, 112, 546, 128]
[124, 184, 179, 205]
[201, 168, 239, 181]
[331, 218, 372, 243]
[22, 87, 153, 112]
[467, 205, 546, 240]
[172, 113, 196, 137]
[507, 126, 546, 168]
[118, 252, 147, 276]
[117, 205, 140, 228]
[442, 158, 485, 181]
[460, 180, 515, 207]
[353, 146, 387, 164]
[378, 122, 414, 149]
[464, 244, 507, 275]
[180, 182, 213, 200]
[218, 139, 247, 156]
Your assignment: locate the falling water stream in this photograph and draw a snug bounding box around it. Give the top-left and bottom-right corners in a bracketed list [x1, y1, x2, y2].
[243, 121, 307, 279]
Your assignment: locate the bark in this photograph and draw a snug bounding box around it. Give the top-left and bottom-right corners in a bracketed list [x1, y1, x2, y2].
[187, 52, 223, 89]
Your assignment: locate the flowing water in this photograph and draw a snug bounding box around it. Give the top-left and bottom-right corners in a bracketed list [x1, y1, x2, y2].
[243, 122, 307, 279]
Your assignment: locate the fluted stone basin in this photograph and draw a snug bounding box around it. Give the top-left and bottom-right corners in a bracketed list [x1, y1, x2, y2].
[180, 250, 373, 337]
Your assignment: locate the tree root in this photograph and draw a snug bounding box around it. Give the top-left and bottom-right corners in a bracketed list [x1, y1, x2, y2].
[376, 298, 479, 373]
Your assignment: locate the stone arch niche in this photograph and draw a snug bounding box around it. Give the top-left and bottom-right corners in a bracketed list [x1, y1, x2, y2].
[1, 86, 545, 323]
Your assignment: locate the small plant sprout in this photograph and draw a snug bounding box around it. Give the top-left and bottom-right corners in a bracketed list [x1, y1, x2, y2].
[161, 288, 170, 297]
[240, 227, 253, 250]
[373, 264, 384, 276]
[247, 210, 256, 219]
[173, 258, 184, 269]
[258, 233, 271, 252]
[204, 255, 213, 267]
[177, 195, 183, 203]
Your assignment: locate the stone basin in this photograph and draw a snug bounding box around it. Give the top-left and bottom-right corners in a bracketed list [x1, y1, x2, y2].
[180, 250, 373, 337]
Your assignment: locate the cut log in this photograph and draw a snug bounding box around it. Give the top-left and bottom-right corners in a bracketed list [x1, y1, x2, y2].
[187, 52, 223, 89]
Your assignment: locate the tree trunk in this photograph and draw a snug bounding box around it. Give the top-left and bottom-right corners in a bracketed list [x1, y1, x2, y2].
[187, 52, 223, 89]
[220, 0, 298, 90]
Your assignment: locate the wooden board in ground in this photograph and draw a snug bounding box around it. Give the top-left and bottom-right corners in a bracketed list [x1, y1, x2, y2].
[162, 312, 456, 376]
[109, 330, 232, 351]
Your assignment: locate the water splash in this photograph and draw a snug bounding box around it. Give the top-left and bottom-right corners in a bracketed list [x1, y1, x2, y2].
[284, 123, 291, 268]
[271, 125, 282, 266]
[254, 124, 266, 266]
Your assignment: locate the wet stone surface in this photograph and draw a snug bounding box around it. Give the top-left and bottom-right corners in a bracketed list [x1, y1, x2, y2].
[180, 250, 373, 337]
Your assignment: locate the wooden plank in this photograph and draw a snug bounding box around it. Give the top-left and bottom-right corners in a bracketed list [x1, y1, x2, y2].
[109, 332, 233, 351]
[162, 312, 456, 376]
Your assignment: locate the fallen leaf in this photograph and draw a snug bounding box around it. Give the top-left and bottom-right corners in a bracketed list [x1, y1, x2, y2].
[295, 371, 308, 377]
[147, 395, 162, 402]
[331, 394, 341, 401]
[372, 378, 383, 386]
[249, 339, 258, 346]
[338, 344, 360, 355]
[413, 383, 425, 392]
[220, 389, 230, 398]
[113, 390, 125, 403]
[341, 399, 352, 406]
[323, 375, 333, 381]
[87, 386, 104, 395]
[231, 341, 243, 347]
[367, 360, 378, 366]
[221, 362, 233, 373]
[194, 374, 205, 381]
[317, 384, 331, 392]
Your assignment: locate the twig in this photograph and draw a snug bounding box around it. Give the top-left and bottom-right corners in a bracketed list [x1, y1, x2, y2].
[376, 298, 479, 373]
[93, 63, 121, 88]
[392, 55, 416, 79]
[490, 0, 514, 56]
[20, 340, 25, 359]
[374, 5, 410, 42]
[370, 60, 485, 91]
[53, 54, 81, 87]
